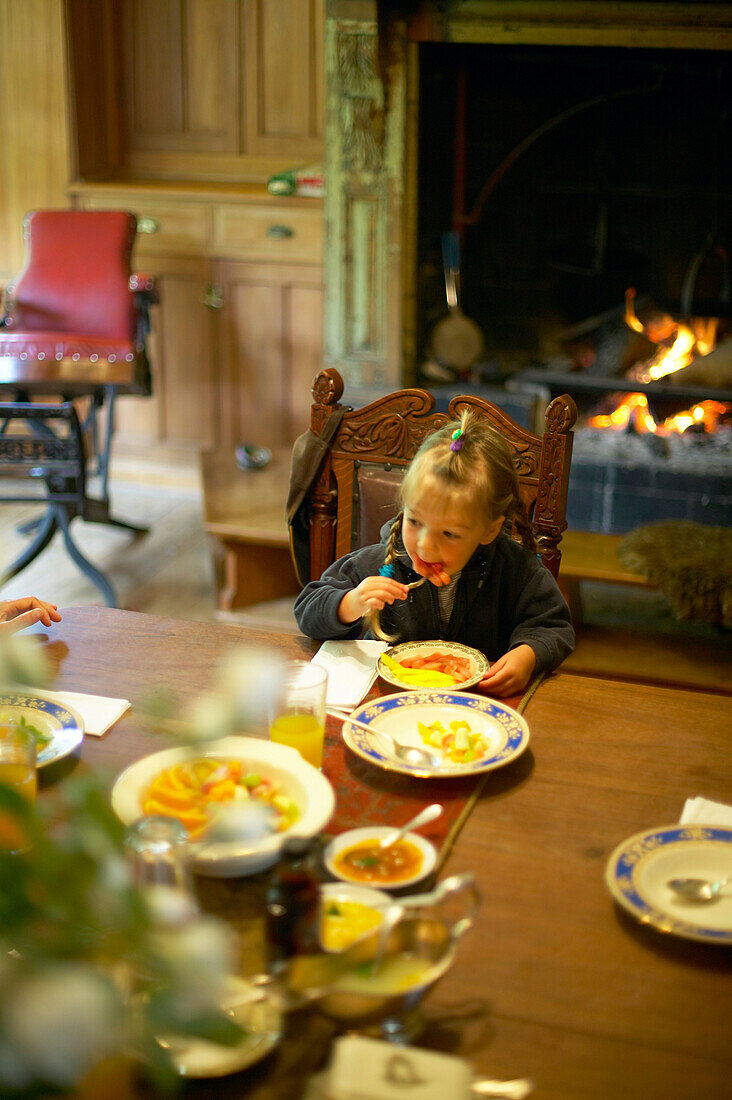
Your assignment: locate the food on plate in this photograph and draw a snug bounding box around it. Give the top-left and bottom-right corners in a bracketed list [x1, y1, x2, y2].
[400, 652, 473, 681]
[141, 757, 299, 840]
[321, 898, 384, 951]
[0, 712, 50, 746]
[380, 652, 456, 688]
[331, 837, 424, 885]
[417, 719, 490, 764]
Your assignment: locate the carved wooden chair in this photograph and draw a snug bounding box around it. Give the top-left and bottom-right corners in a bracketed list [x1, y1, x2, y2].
[297, 368, 577, 583]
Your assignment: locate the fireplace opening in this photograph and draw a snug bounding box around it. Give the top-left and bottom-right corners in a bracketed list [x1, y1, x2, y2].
[415, 41, 731, 534]
[417, 41, 730, 376]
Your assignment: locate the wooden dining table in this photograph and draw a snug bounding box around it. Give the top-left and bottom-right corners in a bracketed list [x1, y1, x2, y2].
[30, 606, 732, 1100]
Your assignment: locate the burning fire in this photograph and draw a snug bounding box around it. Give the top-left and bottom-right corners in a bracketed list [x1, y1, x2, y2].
[589, 289, 727, 434]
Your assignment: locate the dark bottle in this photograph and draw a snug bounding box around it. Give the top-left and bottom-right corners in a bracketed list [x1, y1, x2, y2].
[264, 836, 321, 973]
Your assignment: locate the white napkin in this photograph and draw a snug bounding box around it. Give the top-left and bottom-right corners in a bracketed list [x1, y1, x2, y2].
[311, 640, 388, 709]
[680, 796, 732, 826]
[36, 689, 131, 738]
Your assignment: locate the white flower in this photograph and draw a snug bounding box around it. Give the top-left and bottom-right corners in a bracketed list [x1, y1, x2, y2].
[3, 964, 123, 1087]
[156, 915, 236, 1018]
[215, 647, 284, 730]
[0, 633, 52, 690]
[205, 798, 276, 843]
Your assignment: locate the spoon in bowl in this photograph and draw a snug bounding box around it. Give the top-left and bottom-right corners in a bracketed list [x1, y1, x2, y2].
[327, 709, 441, 768]
[379, 803, 443, 849]
[667, 875, 732, 902]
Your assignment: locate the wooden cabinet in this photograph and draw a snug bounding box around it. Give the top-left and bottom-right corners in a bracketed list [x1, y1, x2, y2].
[69, 0, 324, 185]
[1, 1, 324, 447]
[217, 259, 324, 449]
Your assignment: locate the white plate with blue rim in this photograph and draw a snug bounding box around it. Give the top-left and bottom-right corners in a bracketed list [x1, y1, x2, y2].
[377, 640, 488, 692]
[604, 824, 732, 945]
[0, 691, 84, 767]
[340, 690, 530, 778]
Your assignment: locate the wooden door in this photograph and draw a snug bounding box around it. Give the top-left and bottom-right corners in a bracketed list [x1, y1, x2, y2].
[216, 259, 323, 449]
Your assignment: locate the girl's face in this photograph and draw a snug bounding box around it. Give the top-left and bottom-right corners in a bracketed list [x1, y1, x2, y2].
[401, 478, 504, 582]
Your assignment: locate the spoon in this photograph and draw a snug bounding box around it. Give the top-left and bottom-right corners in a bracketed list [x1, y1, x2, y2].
[667, 875, 732, 902]
[379, 803, 443, 849]
[327, 709, 441, 768]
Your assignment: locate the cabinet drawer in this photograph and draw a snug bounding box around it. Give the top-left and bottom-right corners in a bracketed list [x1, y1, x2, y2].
[214, 205, 322, 263]
[76, 195, 210, 256]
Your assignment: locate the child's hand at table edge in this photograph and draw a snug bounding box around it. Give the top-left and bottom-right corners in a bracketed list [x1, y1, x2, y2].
[0, 597, 62, 634]
[476, 644, 536, 697]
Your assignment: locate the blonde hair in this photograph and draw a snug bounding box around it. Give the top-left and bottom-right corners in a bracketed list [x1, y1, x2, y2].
[367, 411, 535, 641]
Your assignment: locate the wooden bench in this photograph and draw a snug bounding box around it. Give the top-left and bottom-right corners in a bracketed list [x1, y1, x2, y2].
[201, 449, 299, 611]
[557, 530, 655, 621]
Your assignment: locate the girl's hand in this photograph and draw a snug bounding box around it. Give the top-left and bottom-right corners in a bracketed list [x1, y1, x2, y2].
[338, 576, 409, 623]
[0, 597, 62, 634]
[476, 644, 536, 697]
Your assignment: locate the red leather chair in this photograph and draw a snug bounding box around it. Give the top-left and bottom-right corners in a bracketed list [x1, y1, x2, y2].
[0, 210, 158, 605]
[0, 209, 155, 392]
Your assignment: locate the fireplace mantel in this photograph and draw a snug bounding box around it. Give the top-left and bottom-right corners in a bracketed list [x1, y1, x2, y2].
[324, 1, 732, 390]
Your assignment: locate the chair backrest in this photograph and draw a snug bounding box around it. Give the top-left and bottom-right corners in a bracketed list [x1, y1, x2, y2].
[4, 210, 138, 340]
[302, 368, 577, 580]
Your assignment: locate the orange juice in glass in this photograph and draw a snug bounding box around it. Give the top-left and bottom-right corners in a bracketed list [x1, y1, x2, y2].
[0, 724, 37, 851]
[269, 662, 327, 769]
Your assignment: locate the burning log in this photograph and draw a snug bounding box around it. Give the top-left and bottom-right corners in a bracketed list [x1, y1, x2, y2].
[670, 337, 732, 390]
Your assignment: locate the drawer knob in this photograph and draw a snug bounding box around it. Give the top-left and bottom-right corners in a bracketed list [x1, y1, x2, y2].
[201, 284, 224, 310]
[137, 216, 159, 235]
[266, 224, 294, 240]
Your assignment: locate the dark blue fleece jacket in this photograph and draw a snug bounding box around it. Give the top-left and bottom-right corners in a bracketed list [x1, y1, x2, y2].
[294, 530, 574, 675]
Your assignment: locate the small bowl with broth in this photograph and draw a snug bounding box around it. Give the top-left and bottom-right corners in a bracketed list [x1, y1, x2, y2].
[323, 826, 437, 891]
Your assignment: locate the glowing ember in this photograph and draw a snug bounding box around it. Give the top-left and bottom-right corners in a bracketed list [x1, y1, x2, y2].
[589, 290, 729, 434]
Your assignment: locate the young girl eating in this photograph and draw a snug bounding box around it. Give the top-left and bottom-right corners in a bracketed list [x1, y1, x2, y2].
[293, 412, 574, 696]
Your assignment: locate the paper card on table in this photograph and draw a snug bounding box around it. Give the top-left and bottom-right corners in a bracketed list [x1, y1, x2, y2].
[680, 796, 732, 826]
[311, 640, 388, 708]
[35, 689, 130, 738]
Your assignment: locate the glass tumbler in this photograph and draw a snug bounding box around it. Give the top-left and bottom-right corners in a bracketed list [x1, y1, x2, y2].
[0, 724, 37, 852]
[124, 814, 198, 925]
[268, 660, 328, 769]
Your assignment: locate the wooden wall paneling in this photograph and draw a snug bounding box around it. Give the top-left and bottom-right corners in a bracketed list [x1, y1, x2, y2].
[0, 0, 72, 275]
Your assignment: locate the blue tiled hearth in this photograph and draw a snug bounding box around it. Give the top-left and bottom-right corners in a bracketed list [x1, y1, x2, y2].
[566, 429, 732, 534]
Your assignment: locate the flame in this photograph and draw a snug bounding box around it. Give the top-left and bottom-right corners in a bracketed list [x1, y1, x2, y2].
[589, 393, 728, 435]
[591, 291, 728, 434]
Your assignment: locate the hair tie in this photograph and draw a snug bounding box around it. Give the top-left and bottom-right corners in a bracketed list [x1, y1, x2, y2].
[450, 427, 464, 453]
[379, 563, 396, 578]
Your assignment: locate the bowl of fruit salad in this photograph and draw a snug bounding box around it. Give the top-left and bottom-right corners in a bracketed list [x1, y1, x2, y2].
[377, 640, 488, 692]
[111, 736, 335, 876]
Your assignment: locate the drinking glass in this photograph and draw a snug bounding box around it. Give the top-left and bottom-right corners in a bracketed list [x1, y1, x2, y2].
[124, 814, 198, 925]
[0, 724, 37, 852]
[268, 661, 328, 769]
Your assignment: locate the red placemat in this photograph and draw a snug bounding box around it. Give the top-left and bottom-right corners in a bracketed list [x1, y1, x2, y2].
[320, 675, 544, 870]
